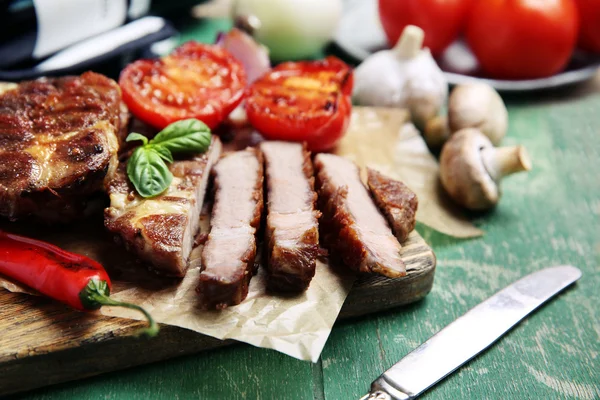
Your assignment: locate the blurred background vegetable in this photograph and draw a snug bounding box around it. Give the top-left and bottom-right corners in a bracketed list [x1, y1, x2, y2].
[465, 0, 580, 79]
[574, 0, 600, 53]
[232, 0, 342, 61]
[378, 0, 472, 56]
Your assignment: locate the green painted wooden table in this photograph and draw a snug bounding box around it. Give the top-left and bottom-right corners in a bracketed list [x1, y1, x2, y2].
[9, 17, 600, 400]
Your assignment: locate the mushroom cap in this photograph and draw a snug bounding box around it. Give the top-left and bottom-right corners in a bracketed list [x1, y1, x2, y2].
[439, 128, 499, 210]
[448, 83, 508, 146]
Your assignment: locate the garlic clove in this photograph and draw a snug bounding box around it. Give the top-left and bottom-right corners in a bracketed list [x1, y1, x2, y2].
[424, 115, 451, 148]
[404, 50, 448, 128]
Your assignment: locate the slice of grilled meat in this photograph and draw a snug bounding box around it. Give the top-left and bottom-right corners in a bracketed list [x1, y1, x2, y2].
[197, 148, 263, 309]
[260, 141, 319, 292]
[0, 72, 128, 222]
[314, 154, 406, 278]
[367, 168, 418, 243]
[105, 137, 222, 277]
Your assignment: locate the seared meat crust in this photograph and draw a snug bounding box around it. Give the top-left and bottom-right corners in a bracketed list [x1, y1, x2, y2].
[367, 168, 418, 243]
[0, 72, 128, 222]
[314, 154, 406, 278]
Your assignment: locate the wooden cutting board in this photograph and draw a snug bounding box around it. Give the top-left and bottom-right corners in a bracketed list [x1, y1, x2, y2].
[0, 112, 436, 395]
[0, 223, 434, 396]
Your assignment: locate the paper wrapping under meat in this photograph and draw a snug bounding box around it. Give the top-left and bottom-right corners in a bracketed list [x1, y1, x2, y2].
[0, 106, 475, 363]
[101, 205, 354, 362]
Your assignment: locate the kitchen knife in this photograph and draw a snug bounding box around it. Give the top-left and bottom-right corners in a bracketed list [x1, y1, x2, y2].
[360, 265, 582, 400]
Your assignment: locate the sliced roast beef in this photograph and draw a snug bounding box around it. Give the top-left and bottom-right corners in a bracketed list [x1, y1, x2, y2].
[0, 72, 128, 222]
[197, 148, 263, 309]
[367, 168, 418, 243]
[314, 154, 406, 278]
[104, 137, 222, 277]
[260, 141, 319, 291]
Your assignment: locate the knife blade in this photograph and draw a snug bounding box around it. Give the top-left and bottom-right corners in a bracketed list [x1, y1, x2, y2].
[360, 265, 582, 400]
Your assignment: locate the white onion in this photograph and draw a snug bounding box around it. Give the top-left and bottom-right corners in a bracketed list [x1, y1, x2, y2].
[233, 0, 342, 61]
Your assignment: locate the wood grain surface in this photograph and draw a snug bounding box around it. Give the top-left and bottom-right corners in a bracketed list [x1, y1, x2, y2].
[0, 229, 434, 396]
[4, 18, 600, 400]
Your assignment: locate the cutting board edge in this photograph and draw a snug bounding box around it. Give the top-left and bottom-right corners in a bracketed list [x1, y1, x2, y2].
[0, 246, 435, 397]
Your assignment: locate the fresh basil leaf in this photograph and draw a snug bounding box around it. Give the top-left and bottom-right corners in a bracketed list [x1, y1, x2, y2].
[125, 132, 149, 145]
[127, 147, 173, 198]
[150, 144, 174, 163]
[151, 118, 212, 153]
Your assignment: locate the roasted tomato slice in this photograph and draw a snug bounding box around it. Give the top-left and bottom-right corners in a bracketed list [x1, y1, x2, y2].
[245, 56, 353, 152]
[119, 42, 246, 129]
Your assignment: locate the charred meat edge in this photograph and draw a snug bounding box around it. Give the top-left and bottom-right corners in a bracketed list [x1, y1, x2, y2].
[367, 168, 418, 244]
[314, 154, 406, 278]
[197, 148, 264, 309]
[0, 72, 126, 222]
[261, 141, 320, 292]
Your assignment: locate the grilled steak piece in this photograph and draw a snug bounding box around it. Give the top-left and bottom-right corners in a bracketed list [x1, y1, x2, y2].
[0, 72, 128, 222]
[105, 137, 222, 277]
[260, 141, 319, 291]
[367, 168, 418, 243]
[197, 148, 263, 309]
[314, 154, 406, 278]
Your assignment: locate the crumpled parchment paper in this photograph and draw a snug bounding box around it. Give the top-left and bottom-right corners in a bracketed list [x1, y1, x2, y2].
[100, 205, 354, 362]
[338, 107, 484, 238]
[0, 106, 474, 363]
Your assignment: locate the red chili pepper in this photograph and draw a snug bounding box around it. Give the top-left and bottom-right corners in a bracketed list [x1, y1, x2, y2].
[0, 230, 158, 336]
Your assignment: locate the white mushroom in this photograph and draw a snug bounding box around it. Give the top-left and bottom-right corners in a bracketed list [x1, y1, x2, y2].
[439, 128, 531, 210]
[352, 25, 448, 129]
[448, 83, 508, 145]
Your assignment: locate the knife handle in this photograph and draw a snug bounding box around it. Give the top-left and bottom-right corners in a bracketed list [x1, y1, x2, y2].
[359, 391, 393, 400]
[359, 376, 412, 400]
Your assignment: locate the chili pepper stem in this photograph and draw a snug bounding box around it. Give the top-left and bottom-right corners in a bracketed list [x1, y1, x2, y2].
[80, 279, 159, 337]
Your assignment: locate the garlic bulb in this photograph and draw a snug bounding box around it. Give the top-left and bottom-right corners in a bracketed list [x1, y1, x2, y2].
[352, 25, 448, 128]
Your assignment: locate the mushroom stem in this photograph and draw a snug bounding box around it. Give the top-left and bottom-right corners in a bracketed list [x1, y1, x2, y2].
[393, 25, 424, 59]
[481, 146, 532, 181]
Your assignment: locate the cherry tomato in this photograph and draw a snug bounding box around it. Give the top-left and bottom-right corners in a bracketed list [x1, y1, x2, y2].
[119, 42, 246, 129]
[466, 0, 580, 79]
[378, 0, 472, 56]
[574, 0, 600, 53]
[245, 56, 353, 152]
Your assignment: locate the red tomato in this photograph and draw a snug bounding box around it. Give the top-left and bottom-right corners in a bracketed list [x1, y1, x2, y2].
[245, 57, 353, 152]
[119, 42, 246, 129]
[574, 0, 600, 53]
[378, 0, 472, 56]
[466, 0, 580, 79]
